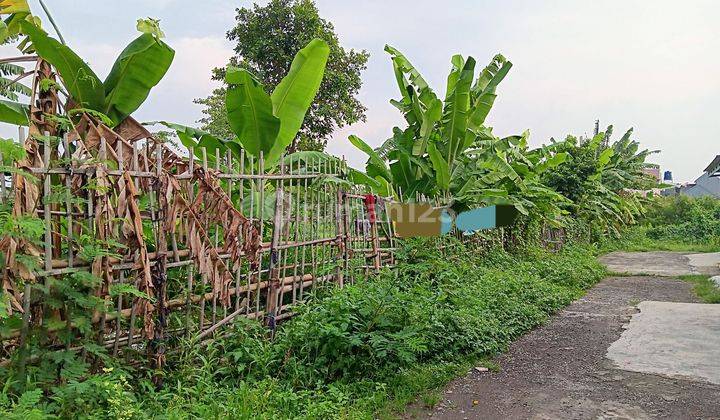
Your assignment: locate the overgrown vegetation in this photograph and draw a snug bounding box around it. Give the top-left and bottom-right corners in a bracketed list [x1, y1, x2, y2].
[1, 238, 605, 419]
[605, 195, 720, 252]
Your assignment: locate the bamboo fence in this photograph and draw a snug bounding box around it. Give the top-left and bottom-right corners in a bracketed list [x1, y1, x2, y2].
[0, 125, 565, 368]
[0, 126, 395, 366]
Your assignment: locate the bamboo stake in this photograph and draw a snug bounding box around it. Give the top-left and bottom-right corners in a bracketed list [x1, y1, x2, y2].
[184, 146, 195, 336]
[128, 142, 139, 348]
[199, 147, 208, 329]
[257, 152, 265, 316]
[43, 132, 52, 273]
[291, 158, 302, 304]
[277, 156, 290, 313]
[299, 161, 309, 300]
[266, 153, 284, 324]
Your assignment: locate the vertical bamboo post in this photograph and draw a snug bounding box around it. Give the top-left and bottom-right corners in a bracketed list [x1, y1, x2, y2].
[311, 156, 320, 287]
[128, 143, 139, 347]
[277, 156, 291, 313]
[199, 147, 208, 330]
[42, 132, 52, 274]
[341, 158, 352, 284]
[185, 146, 195, 337]
[291, 157, 301, 304]
[299, 160, 309, 300]
[16, 128, 30, 388]
[236, 149, 245, 312]
[64, 134, 74, 268]
[249, 154, 259, 316]
[257, 152, 265, 316]
[97, 138, 109, 341]
[152, 144, 168, 376]
[266, 154, 284, 326]
[335, 166, 345, 287]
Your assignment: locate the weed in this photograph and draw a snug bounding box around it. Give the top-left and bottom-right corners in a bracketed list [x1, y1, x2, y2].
[679, 275, 720, 303]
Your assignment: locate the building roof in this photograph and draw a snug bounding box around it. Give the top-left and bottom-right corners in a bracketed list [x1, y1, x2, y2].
[703, 155, 720, 175]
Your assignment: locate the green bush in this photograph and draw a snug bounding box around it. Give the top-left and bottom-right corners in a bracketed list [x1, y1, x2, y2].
[639, 196, 720, 247]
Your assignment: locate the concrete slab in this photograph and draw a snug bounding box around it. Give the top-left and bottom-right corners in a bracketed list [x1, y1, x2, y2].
[686, 252, 720, 275]
[599, 252, 695, 276]
[599, 251, 720, 276]
[606, 301, 720, 384]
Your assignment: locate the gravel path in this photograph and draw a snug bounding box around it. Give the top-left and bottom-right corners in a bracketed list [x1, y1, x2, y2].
[404, 253, 720, 420]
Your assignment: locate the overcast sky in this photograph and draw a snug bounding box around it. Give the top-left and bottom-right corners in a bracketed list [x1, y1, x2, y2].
[3, 0, 719, 182]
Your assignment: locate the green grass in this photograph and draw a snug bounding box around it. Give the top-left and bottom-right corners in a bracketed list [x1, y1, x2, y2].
[679, 274, 720, 303]
[598, 226, 720, 254]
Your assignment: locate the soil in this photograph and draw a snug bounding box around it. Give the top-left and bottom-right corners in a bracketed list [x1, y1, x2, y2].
[404, 253, 720, 420]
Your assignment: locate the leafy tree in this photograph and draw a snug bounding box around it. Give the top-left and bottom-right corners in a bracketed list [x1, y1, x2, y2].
[195, 0, 369, 151]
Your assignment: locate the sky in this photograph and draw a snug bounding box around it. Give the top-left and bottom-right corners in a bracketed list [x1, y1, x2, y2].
[2, 0, 719, 182]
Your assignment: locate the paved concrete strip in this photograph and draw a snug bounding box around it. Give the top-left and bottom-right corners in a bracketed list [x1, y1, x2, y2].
[685, 252, 720, 275]
[607, 301, 720, 385]
[599, 252, 696, 276]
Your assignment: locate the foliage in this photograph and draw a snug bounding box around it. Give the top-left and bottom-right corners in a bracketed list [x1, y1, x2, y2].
[641, 195, 720, 246]
[196, 0, 369, 151]
[541, 128, 654, 237]
[351, 48, 514, 201]
[0, 11, 174, 128]
[1, 238, 605, 418]
[0, 63, 31, 101]
[164, 38, 329, 168]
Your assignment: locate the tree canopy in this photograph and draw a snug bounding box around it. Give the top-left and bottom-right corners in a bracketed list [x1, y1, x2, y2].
[195, 0, 369, 152]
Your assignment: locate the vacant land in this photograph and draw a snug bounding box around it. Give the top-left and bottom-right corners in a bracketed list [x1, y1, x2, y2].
[407, 252, 720, 419]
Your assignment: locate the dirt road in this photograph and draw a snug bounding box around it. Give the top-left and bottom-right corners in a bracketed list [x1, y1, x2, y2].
[405, 252, 720, 419]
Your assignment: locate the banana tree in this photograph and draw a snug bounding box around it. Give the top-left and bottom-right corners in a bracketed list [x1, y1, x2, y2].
[158, 39, 329, 170]
[0, 1, 174, 134]
[18, 17, 174, 127]
[454, 131, 571, 224]
[350, 46, 513, 201]
[225, 38, 329, 167]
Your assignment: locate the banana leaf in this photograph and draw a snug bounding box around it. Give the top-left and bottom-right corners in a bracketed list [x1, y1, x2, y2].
[0, 99, 27, 125]
[268, 38, 329, 166]
[427, 142, 449, 191]
[226, 67, 280, 158]
[348, 134, 392, 181]
[441, 56, 475, 169]
[19, 20, 104, 110]
[103, 33, 174, 126]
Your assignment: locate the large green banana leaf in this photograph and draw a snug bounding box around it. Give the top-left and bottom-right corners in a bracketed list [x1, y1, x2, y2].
[0, 99, 28, 125]
[103, 33, 174, 126]
[348, 134, 392, 181]
[441, 56, 475, 169]
[472, 54, 508, 95]
[268, 38, 329, 166]
[226, 67, 280, 158]
[412, 97, 442, 156]
[444, 55, 466, 100]
[19, 20, 104, 110]
[385, 45, 430, 92]
[427, 142, 449, 190]
[468, 57, 512, 130]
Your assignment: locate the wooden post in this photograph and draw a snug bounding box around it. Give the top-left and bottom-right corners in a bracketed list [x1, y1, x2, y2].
[266, 155, 284, 330]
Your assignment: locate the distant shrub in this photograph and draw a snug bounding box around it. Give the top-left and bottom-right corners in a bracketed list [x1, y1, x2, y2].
[642, 196, 720, 245]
